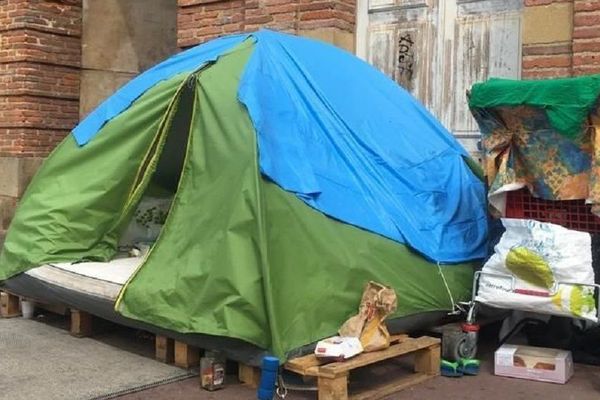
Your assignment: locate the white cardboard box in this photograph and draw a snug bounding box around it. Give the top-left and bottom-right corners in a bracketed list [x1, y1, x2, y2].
[494, 344, 573, 384]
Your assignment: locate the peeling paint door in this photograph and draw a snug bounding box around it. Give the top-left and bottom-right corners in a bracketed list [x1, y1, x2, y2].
[358, 0, 523, 156]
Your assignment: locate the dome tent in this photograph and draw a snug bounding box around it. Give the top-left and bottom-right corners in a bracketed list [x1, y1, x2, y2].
[0, 30, 487, 360]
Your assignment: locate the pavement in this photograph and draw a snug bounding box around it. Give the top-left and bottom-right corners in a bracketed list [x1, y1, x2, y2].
[21, 313, 600, 400]
[118, 361, 600, 400]
[116, 324, 600, 400]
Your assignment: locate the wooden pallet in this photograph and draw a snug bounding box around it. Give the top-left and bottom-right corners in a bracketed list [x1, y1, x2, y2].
[154, 334, 260, 388]
[0, 291, 21, 318]
[285, 335, 440, 400]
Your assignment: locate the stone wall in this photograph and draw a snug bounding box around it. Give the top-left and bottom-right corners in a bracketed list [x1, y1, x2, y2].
[80, 0, 177, 117]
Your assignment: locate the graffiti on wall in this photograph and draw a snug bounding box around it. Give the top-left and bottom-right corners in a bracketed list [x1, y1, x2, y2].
[397, 32, 415, 91]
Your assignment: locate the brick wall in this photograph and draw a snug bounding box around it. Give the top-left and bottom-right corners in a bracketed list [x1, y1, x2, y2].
[573, 0, 600, 75]
[0, 0, 82, 157]
[178, 0, 355, 50]
[522, 0, 600, 78]
[0, 0, 82, 242]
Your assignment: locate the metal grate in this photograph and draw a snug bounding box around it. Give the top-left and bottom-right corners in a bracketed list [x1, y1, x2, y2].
[505, 189, 600, 234]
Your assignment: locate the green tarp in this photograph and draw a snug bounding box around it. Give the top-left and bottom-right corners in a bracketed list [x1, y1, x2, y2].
[469, 75, 600, 138]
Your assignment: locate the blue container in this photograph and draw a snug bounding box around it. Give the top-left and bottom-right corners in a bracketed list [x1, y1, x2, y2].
[257, 356, 279, 400]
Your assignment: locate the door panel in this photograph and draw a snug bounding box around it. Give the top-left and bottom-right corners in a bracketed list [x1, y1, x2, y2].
[362, 0, 523, 157]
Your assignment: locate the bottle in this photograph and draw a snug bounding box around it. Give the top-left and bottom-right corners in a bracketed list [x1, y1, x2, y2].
[257, 356, 279, 400]
[200, 351, 225, 391]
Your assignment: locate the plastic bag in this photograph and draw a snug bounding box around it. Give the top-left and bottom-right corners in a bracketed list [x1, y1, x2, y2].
[477, 219, 597, 322]
[339, 281, 397, 352]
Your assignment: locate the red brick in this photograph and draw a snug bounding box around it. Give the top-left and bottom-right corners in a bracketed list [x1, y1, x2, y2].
[0, 128, 69, 157]
[525, 0, 571, 5]
[265, 4, 297, 14]
[574, 11, 600, 26]
[245, 15, 275, 25]
[0, 0, 81, 157]
[574, 25, 600, 39]
[522, 54, 572, 69]
[178, 0, 223, 6]
[573, 39, 600, 53]
[298, 1, 333, 11]
[300, 10, 335, 21]
[574, 53, 600, 65]
[574, 64, 600, 75]
[177, 0, 355, 49]
[522, 44, 572, 56]
[522, 67, 573, 79]
[575, 1, 600, 12]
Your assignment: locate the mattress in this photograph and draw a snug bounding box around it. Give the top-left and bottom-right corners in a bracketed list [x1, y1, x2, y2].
[24, 257, 141, 301]
[5, 258, 450, 366]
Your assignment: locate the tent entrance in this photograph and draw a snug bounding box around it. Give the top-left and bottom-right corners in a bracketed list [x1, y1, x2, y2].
[118, 76, 196, 248]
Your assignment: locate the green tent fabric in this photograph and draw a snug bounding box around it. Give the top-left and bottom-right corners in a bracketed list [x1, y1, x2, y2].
[115, 42, 474, 358]
[469, 75, 600, 138]
[0, 72, 189, 279]
[1, 39, 476, 360]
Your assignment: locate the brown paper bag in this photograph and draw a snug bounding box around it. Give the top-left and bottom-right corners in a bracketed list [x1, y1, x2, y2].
[339, 281, 397, 352]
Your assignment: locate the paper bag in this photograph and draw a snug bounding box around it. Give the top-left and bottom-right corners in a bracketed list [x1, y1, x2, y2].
[339, 281, 397, 352]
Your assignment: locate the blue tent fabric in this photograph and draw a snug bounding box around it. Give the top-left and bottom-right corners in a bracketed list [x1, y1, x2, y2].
[72, 34, 247, 146]
[239, 30, 487, 263]
[70, 29, 488, 263]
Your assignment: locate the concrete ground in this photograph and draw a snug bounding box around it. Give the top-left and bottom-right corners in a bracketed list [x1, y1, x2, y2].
[118, 363, 600, 400]
[28, 313, 600, 399]
[116, 325, 600, 400]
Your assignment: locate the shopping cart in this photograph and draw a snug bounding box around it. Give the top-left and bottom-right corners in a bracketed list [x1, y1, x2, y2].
[445, 270, 600, 361]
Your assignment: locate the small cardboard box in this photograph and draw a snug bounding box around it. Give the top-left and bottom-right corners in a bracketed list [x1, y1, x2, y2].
[494, 344, 573, 384]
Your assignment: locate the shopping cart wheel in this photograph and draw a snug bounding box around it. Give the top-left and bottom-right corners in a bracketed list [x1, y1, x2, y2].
[442, 324, 479, 361]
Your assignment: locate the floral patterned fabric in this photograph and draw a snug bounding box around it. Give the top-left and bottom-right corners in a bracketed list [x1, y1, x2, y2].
[471, 105, 600, 215]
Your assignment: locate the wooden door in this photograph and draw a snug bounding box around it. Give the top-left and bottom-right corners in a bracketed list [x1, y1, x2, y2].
[357, 0, 523, 156]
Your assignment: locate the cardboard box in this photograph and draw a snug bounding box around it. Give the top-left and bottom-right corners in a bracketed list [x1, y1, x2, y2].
[494, 344, 573, 384]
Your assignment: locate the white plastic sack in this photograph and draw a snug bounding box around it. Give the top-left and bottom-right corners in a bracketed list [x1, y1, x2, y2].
[476, 219, 597, 322]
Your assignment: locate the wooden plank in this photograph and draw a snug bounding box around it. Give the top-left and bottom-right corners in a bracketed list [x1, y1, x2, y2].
[318, 374, 348, 400]
[389, 334, 409, 344]
[414, 343, 441, 375]
[238, 363, 261, 388]
[70, 309, 93, 337]
[155, 335, 174, 364]
[174, 341, 199, 368]
[285, 354, 329, 376]
[320, 336, 440, 377]
[286, 334, 411, 376]
[0, 292, 21, 318]
[349, 372, 431, 400]
[286, 336, 440, 400]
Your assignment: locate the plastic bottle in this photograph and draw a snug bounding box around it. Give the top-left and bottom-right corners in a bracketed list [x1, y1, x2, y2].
[257, 356, 279, 400]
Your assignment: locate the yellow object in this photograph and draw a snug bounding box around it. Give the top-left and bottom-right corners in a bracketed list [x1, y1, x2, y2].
[569, 286, 595, 318]
[506, 247, 554, 289]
